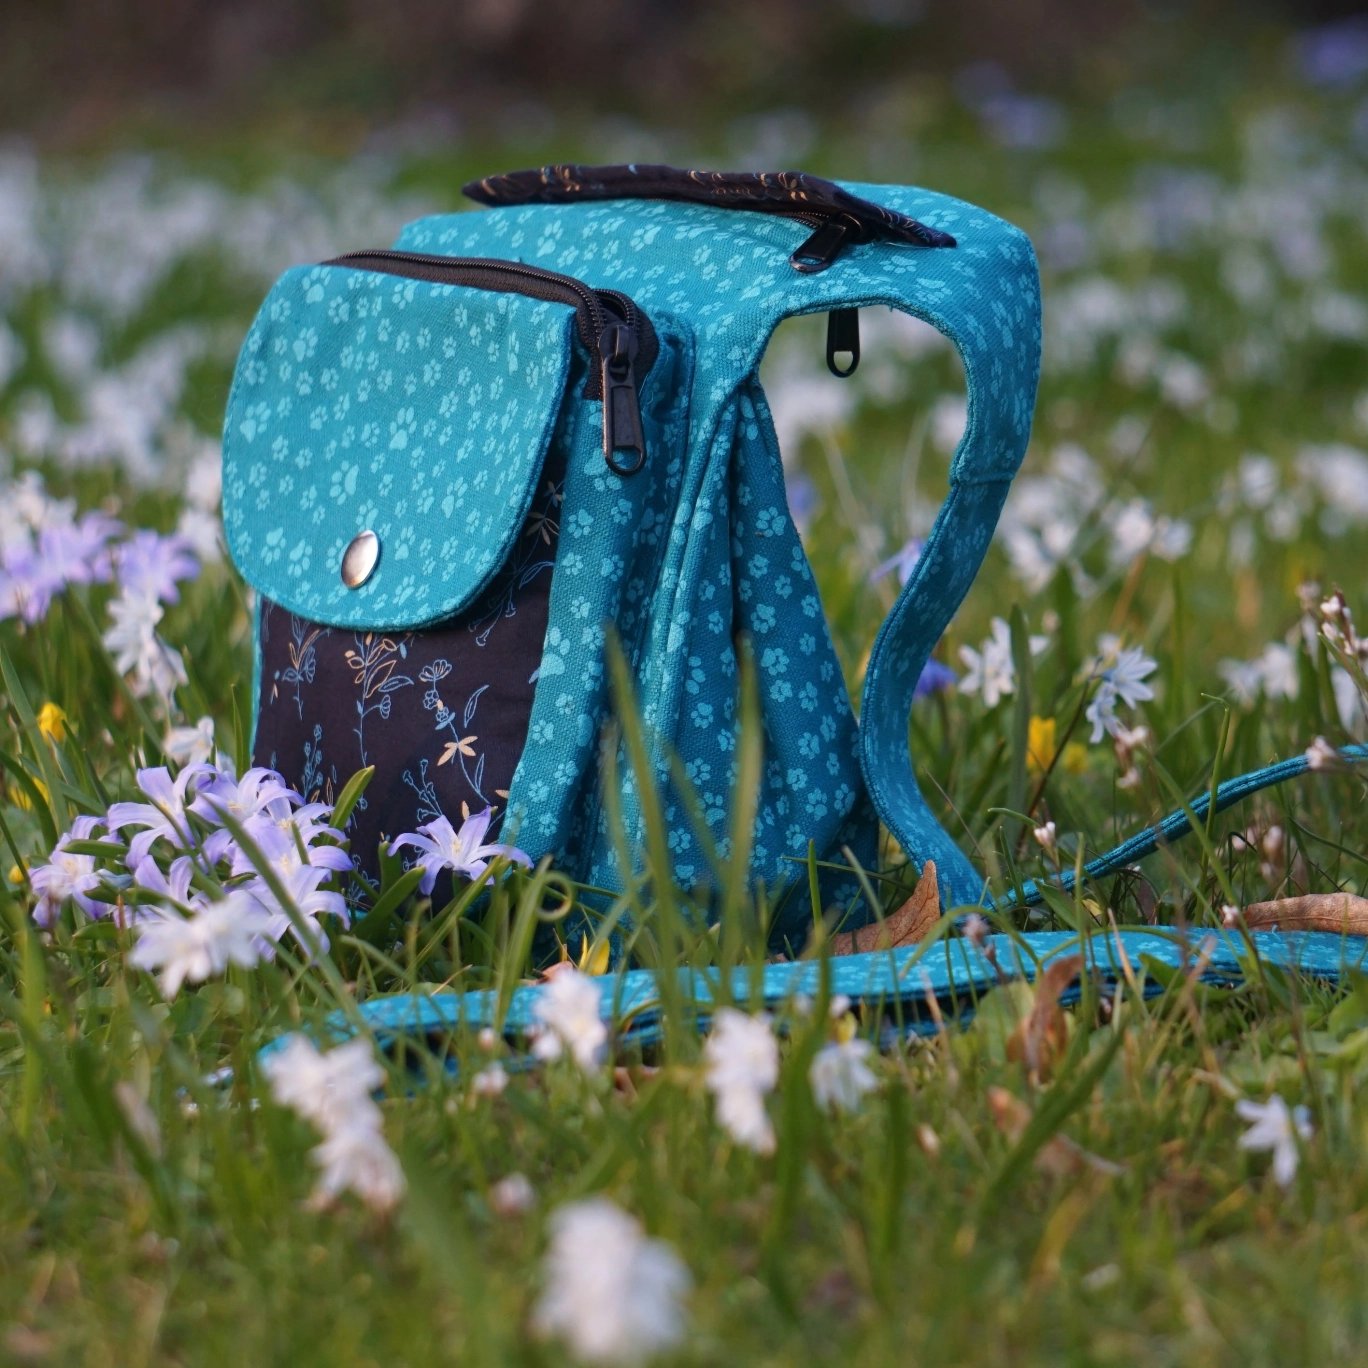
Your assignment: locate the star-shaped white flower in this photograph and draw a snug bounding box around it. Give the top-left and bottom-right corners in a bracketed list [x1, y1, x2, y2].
[809, 1037, 879, 1113]
[703, 1009, 779, 1153]
[530, 967, 608, 1072]
[532, 1198, 691, 1365]
[1235, 1093, 1312, 1187]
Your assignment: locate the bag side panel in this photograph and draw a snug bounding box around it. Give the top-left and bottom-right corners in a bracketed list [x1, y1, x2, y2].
[502, 318, 697, 879]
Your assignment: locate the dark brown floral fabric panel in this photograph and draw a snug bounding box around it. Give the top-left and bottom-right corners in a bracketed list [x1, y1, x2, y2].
[253, 459, 565, 887]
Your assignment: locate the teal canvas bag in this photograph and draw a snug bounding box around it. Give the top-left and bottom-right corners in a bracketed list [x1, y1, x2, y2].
[225, 163, 1366, 992]
[223, 164, 1039, 945]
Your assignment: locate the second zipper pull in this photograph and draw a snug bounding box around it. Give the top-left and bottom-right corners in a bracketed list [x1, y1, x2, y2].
[826, 308, 860, 378]
[599, 322, 646, 475]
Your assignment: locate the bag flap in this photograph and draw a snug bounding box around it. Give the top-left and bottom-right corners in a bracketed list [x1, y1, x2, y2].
[222, 262, 577, 631]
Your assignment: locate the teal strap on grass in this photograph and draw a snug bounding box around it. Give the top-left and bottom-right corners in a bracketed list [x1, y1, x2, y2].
[1003, 742, 1368, 909]
[254, 745, 1368, 1071]
[258, 926, 1368, 1068]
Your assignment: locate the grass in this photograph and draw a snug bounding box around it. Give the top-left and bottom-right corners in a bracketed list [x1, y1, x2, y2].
[2, 32, 1368, 1365]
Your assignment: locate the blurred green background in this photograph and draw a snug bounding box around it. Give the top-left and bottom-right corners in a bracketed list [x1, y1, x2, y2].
[2, 0, 1361, 154]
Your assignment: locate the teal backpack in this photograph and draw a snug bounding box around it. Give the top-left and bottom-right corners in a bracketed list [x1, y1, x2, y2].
[224, 164, 1037, 943]
[224, 165, 1367, 1048]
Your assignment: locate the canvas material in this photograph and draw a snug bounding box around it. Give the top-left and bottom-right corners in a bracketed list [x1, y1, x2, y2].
[224, 182, 1041, 938]
[257, 927, 1368, 1068]
[222, 267, 578, 632]
[392, 184, 1041, 916]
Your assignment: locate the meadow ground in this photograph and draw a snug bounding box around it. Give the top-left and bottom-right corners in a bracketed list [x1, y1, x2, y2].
[2, 33, 1368, 1366]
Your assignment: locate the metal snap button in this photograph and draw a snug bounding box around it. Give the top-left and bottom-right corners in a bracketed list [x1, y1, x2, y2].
[340, 530, 380, 588]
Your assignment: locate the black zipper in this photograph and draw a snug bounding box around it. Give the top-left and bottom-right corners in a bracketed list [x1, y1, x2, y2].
[323, 250, 655, 473]
[787, 215, 862, 274]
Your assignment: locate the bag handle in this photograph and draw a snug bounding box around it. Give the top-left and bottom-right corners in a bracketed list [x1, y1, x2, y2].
[1005, 743, 1368, 909]
[462, 163, 957, 260]
[848, 193, 1043, 907]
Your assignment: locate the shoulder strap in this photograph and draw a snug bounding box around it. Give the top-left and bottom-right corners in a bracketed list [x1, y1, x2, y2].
[845, 188, 1043, 907]
[1006, 742, 1368, 909]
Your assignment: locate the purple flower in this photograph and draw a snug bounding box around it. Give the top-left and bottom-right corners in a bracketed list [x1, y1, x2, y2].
[115, 530, 200, 605]
[31, 815, 108, 927]
[244, 862, 351, 954]
[127, 852, 197, 907]
[199, 766, 351, 882]
[914, 658, 957, 699]
[871, 538, 923, 588]
[191, 765, 302, 831]
[389, 808, 532, 894]
[1296, 18, 1368, 89]
[107, 763, 216, 865]
[786, 473, 820, 533]
[0, 512, 121, 625]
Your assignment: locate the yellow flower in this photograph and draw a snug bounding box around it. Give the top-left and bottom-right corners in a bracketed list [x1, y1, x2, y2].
[10, 776, 49, 813]
[37, 702, 68, 744]
[576, 938, 612, 977]
[1028, 716, 1089, 777]
[1026, 716, 1055, 775]
[7, 864, 24, 885]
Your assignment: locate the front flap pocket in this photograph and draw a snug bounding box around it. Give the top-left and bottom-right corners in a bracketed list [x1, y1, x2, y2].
[222, 262, 578, 631]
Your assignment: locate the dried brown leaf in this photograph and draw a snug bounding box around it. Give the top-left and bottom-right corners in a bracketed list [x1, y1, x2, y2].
[1005, 954, 1083, 1083]
[986, 1086, 1125, 1178]
[830, 861, 940, 956]
[1240, 892, 1368, 935]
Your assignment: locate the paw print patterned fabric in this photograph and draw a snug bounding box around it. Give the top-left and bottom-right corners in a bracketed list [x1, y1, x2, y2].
[223, 168, 1042, 943]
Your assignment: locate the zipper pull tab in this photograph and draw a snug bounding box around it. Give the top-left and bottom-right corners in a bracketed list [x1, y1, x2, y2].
[790, 219, 850, 273]
[826, 308, 860, 377]
[599, 322, 646, 476]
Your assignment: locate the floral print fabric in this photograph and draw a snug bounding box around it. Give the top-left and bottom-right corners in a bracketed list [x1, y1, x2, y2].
[253, 458, 565, 884]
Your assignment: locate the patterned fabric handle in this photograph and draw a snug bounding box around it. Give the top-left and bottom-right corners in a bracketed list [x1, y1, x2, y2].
[462, 163, 957, 248]
[852, 197, 1043, 908]
[1005, 742, 1368, 909]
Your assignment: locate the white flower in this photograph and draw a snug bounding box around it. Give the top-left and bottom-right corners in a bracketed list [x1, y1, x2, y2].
[703, 1008, 779, 1154]
[1033, 820, 1057, 851]
[1332, 667, 1367, 735]
[164, 716, 216, 768]
[962, 912, 991, 950]
[489, 1172, 535, 1217]
[1151, 516, 1193, 561]
[959, 617, 1050, 707]
[1107, 498, 1158, 566]
[307, 1119, 406, 1213]
[263, 1035, 386, 1135]
[1305, 736, 1341, 771]
[530, 968, 608, 1072]
[263, 1035, 404, 1213]
[1086, 642, 1157, 742]
[1235, 1094, 1312, 1187]
[958, 618, 1016, 708]
[1219, 643, 1301, 706]
[102, 587, 187, 703]
[532, 1197, 691, 1365]
[128, 889, 273, 998]
[809, 1037, 879, 1113]
[471, 1063, 509, 1097]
